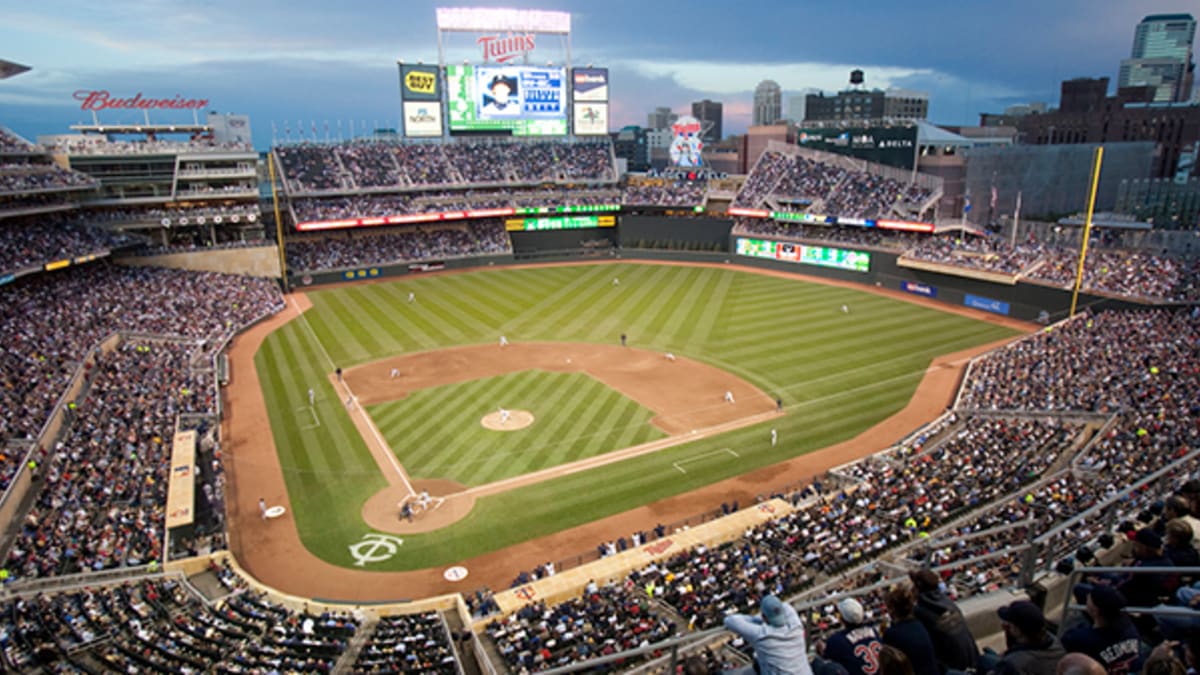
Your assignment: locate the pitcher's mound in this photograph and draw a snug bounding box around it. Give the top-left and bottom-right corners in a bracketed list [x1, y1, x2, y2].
[481, 409, 534, 430]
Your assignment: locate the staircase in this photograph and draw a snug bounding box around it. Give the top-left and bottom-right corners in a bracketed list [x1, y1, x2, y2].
[332, 613, 378, 674]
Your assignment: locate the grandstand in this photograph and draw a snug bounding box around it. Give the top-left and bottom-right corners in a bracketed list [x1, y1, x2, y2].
[2, 71, 1200, 675]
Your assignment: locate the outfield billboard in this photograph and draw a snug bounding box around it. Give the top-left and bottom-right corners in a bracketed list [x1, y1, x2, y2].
[796, 125, 918, 170]
[403, 101, 443, 137]
[446, 64, 567, 136]
[735, 237, 870, 272]
[573, 102, 608, 135]
[399, 64, 441, 101]
[572, 67, 609, 101]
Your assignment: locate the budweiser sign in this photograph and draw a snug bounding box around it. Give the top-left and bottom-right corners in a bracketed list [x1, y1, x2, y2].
[477, 33, 535, 63]
[73, 90, 210, 112]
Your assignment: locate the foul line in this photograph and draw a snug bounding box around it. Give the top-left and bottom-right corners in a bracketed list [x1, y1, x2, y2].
[672, 448, 739, 474]
[294, 406, 321, 430]
[290, 295, 416, 498]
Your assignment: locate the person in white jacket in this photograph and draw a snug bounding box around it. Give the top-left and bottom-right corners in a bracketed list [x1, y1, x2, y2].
[723, 594, 814, 675]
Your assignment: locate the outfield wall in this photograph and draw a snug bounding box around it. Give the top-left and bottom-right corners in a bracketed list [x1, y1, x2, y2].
[289, 216, 1170, 320]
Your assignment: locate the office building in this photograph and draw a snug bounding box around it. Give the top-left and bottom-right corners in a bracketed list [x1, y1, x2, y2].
[691, 99, 723, 144]
[1118, 13, 1195, 102]
[752, 80, 782, 126]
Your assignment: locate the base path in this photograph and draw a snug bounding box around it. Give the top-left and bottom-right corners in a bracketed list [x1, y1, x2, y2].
[222, 261, 1037, 602]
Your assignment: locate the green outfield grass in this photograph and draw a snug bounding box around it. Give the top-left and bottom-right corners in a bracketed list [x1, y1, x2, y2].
[255, 262, 1023, 572]
[367, 371, 665, 485]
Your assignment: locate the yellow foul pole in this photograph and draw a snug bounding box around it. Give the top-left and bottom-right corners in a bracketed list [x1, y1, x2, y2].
[1070, 146, 1104, 317]
[267, 151, 290, 293]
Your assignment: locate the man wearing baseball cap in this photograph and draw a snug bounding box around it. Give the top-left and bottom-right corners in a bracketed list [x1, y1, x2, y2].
[981, 600, 1064, 675]
[724, 594, 813, 675]
[812, 598, 884, 675]
[1062, 586, 1142, 674]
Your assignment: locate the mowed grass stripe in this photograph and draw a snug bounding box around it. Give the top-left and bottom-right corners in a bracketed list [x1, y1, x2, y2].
[258, 262, 1022, 569]
[343, 368, 919, 569]
[363, 371, 663, 485]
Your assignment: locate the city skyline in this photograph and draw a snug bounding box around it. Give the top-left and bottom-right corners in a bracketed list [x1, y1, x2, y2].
[0, 1, 1195, 147]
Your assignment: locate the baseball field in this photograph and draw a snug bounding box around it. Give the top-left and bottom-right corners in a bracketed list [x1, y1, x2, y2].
[252, 262, 1021, 573]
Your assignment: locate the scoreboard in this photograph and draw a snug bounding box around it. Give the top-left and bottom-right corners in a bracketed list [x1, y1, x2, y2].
[735, 237, 871, 272]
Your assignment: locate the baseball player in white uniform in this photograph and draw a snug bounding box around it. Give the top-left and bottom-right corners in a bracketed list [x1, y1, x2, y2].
[308, 388, 315, 406]
[499, 407, 510, 424]
[724, 390, 735, 404]
[499, 335, 509, 347]
[771, 428, 778, 446]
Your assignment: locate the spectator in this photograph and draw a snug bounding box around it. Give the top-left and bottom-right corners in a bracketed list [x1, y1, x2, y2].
[1056, 653, 1108, 675]
[812, 597, 883, 675]
[1061, 585, 1142, 675]
[984, 601, 1065, 675]
[909, 569, 980, 672]
[724, 594, 813, 675]
[881, 585, 939, 675]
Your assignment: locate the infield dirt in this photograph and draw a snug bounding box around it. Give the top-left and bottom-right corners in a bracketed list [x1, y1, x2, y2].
[221, 262, 1035, 601]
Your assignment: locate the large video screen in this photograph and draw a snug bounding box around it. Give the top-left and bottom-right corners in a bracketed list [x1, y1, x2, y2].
[735, 237, 870, 273]
[446, 64, 567, 136]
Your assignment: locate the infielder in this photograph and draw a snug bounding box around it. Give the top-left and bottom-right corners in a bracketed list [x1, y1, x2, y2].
[499, 335, 509, 347]
[390, 368, 400, 379]
[724, 390, 735, 404]
[665, 352, 676, 362]
[258, 497, 267, 520]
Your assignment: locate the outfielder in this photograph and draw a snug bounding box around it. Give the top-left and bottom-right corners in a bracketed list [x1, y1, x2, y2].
[771, 428, 777, 446]
[308, 388, 315, 406]
[408, 292, 415, 304]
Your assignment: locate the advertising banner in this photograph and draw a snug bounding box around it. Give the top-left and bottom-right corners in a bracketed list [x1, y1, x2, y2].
[901, 280, 938, 297]
[403, 101, 443, 137]
[573, 102, 608, 135]
[964, 293, 1010, 315]
[400, 64, 441, 101]
[572, 67, 609, 101]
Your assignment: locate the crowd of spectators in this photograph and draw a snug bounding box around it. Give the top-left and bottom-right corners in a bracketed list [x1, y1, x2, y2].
[902, 232, 1047, 276]
[902, 231, 1200, 301]
[733, 150, 934, 221]
[486, 580, 677, 672]
[732, 218, 926, 252]
[622, 178, 708, 207]
[276, 140, 616, 193]
[41, 138, 254, 156]
[0, 127, 35, 153]
[1028, 248, 1200, 302]
[0, 263, 283, 573]
[290, 187, 620, 224]
[0, 162, 96, 194]
[353, 612, 459, 673]
[0, 215, 141, 274]
[285, 220, 510, 272]
[0, 565, 362, 672]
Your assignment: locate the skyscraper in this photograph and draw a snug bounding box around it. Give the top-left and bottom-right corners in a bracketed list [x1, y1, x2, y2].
[691, 99, 723, 144]
[646, 106, 677, 130]
[1118, 13, 1195, 102]
[753, 80, 782, 126]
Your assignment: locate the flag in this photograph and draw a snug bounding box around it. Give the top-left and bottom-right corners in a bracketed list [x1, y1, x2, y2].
[990, 185, 998, 211]
[963, 195, 972, 214]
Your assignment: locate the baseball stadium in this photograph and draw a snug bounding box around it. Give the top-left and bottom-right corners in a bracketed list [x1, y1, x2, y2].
[2, 7, 1200, 675]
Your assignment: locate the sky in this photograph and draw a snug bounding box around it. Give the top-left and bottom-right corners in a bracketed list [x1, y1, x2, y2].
[0, 0, 1194, 149]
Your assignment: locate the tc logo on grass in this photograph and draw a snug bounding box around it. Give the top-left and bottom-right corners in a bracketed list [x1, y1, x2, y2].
[348, 533, 405, 566]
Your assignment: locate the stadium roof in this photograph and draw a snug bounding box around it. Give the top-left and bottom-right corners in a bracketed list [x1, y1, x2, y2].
[915, 121, 1010, 148]
[0, 59, 31, 80]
